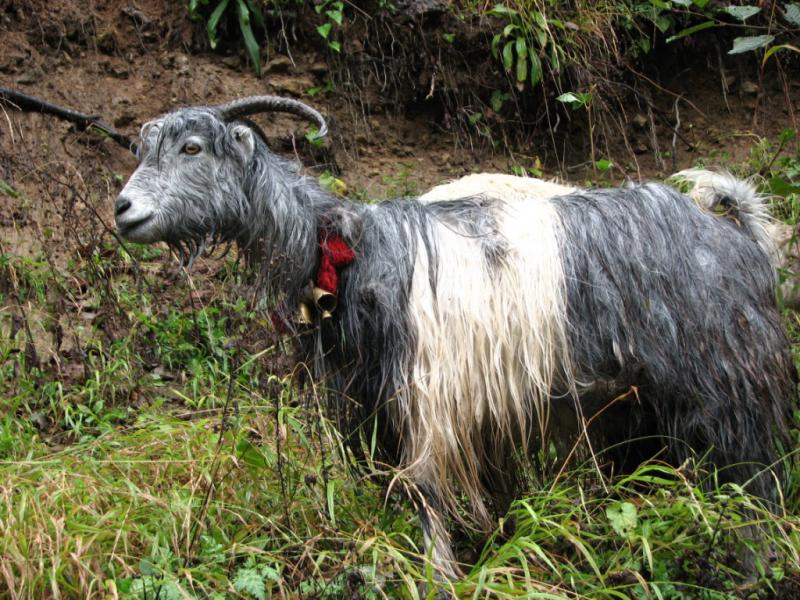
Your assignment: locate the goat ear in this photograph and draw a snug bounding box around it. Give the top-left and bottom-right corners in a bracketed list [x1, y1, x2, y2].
[230, 124, 255, 160]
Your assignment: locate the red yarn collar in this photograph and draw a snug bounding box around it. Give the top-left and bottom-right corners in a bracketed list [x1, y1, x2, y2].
[271, 231, 355, 333]
[316, 231, 355, 294]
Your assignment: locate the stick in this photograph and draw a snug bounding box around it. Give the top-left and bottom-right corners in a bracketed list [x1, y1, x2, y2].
[0, 86, 137, 154]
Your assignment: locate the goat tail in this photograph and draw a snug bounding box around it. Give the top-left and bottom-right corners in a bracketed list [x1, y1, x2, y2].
[674, 169, 777, 264]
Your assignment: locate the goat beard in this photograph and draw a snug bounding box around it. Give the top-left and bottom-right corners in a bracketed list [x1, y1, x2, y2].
[167, 232, 234, 270]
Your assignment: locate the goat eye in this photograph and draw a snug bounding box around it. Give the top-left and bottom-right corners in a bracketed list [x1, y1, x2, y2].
[182, 142, 202, 155]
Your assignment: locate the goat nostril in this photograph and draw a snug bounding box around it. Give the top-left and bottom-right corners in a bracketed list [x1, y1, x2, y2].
[115, 198, 132, 216]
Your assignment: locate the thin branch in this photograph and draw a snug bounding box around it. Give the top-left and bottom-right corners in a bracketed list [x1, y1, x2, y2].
[0, 86, 137, 154]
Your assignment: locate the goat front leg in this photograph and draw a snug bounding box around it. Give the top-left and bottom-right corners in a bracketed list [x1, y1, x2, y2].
[418, 490, 462, 583]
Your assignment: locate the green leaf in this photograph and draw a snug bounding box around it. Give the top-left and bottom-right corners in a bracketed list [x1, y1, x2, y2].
[557, 92, 580, 104]
[520, 539, 559, 574]
[326, 9, 343, 25]
[503, 23, 518, 37]
[786, 3, 800, 26]
[779, 128, 797, 144]
[0, 179, 19, 198]
[655, 14, 672, 33]
[666, 20, 716, 43]
[244, 0, 265, 30]
[515, 36, 527, 59]
[207, 0, 231, 49]
[549, 44, 560, 71]
[317, 22, 332, 39]
[319, 172, 347, 196]
[237, 438, 274, 469]
[443, 32, 455, 43]
[556, 91, 591, 109]
[326, 479, 337, 527]
[532, 10, 547, 29]
[502, 41, 514, 70]
[237, 0, 261, 76]
[139, 558, 156, 576]
[188, 0, 209, 20]
[670, 0, 692, 6]
[530, 53, 542, 86]
[724, 5, 760, 21]
[233, 567, 266, 600]
[767, 176, 800, 197]
[516, 54, 527, 82]
[728, 34, 775, 54]
[490, 89, 509, 112]
[306, 128, 325, 145]
[763, 43, 800, 64]
[328, 40, 341, 52]
[532, 25, 547, 48]
[607, 501, 638, 539]
[261, 564, 281, 582]
[488, 3, 518, 18]
[595, 159, 614, 172]
[693, 0, 710, 7]
[491, 33, 502, 58]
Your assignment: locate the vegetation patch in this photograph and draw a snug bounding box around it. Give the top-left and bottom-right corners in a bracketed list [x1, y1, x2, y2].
[1, 1, 799, 598]
[186, 1, 800, 166]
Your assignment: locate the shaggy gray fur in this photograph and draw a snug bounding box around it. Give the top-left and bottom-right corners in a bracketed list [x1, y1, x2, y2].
[553, 185, 795, 498]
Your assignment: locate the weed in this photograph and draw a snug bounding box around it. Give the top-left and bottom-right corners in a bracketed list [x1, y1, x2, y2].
[489, 3, 556, 91]
[382, 163, 419, 198]
[318, 170, 348, 196]
[189, 0, 266, 75]
[3, 194, 799, 597]
[315, 0, 345, 53]
[187, 0, 346, 76]
[307, 80, 335, 98]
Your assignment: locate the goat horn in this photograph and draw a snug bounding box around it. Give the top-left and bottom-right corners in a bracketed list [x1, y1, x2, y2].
[215, 96, 328, 137]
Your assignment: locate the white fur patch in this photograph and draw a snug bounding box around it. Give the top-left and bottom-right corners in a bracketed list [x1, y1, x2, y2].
[397, 196, 572, 527]
[420, 172, 576, 203]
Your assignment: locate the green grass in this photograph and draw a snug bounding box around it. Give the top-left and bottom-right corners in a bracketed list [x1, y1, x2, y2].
[2, 410, 799, 598]
[1, 135, 800, 598]
[0, 363, 427, 598]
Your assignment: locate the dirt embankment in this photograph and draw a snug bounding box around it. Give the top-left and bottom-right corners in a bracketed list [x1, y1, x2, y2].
[2, 0, 798, 198]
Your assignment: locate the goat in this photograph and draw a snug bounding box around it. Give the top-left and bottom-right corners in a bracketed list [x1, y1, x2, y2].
[115, 96, 797, 579]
